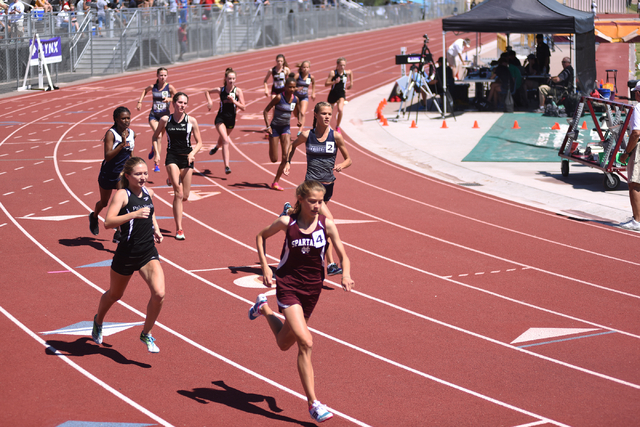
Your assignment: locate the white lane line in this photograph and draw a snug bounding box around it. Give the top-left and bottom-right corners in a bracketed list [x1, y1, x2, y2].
[22, 185, 32, 190]
[0, 306, 174, 427]
[14, 166, 24, 171]
[82, 166, 92, 170]
[59, 200, 69, 204]
[66, 172, 76, 176]
[42, 207, 52, 211]
[84, 192, 93, 196]
[3, 192, 14, 196]
[34, 161, 44, 165]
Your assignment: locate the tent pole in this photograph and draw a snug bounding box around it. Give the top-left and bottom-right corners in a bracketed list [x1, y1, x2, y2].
[571, 35, 576, 93]
[443, 30, 447, 118]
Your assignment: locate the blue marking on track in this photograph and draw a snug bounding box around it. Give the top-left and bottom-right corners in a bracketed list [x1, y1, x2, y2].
[57, 422, 155, 427]
[517, 331, 616, 348]
[76, 260, 112, 268]
[155, 216, 173, 219]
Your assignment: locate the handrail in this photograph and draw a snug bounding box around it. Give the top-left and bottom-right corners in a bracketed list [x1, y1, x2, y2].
[71, 11, 94, 71]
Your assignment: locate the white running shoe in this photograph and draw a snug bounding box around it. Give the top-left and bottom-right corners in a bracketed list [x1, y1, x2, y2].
[620, 218, 640, 231]
[140, 332, 160, 353]
[249, 294, 267, 320]
[309, 400, 333, 423]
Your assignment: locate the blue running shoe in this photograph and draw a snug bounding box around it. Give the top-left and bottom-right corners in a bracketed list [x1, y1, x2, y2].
[140, 331, 159, 353]
[280, 202, 292, 217]
[327, 263, 342, 276]
[153, 164, 160, 173]
[309, 401, 333, 423]
[249, 294, 267, 320]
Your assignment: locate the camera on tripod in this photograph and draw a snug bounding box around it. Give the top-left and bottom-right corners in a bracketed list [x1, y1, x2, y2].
[395, 34, 432, 65]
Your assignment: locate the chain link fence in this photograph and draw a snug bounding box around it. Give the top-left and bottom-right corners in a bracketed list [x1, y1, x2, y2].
[0, 0, 464, 94]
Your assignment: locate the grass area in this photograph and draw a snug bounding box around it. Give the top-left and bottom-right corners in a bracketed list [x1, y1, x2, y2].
[636, 44, 640, 79]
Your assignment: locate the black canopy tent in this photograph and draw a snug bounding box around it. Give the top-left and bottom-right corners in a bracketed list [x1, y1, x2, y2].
[440, 0, 596, 113]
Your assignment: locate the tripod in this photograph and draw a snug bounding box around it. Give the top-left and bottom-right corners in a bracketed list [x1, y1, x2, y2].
[403, 35, 456, 124]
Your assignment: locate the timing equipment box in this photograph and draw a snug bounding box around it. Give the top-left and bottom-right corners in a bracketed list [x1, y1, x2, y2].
[395, 54, 432, 65]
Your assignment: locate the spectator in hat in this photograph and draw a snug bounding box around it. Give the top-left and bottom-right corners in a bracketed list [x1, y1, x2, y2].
[536, 56, 573, 112]
[619, 82, 640, 231]
[446, 37, 470, 80]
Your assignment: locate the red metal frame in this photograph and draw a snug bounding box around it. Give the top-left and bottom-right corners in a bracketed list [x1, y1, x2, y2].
[558, 96, 631, 182]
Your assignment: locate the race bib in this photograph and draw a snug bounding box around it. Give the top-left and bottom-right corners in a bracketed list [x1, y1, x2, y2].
[274, 80, 284, 89]
[228, 92, 236, 100]
[312, 230, 326, 248]
[342, 75, 347, 83]
[161, 90, 169, 99]
[290, 102, 296, 111]
[305, 77, 311, 85]
[153, 101, 166, 112]
[326, 140, 335, 153]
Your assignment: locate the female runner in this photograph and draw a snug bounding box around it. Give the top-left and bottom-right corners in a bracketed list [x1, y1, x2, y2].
[152, 92, 203, 240]
[263, 74, 300, 191]
[136, 67, 176, 172]
[294, 60, 316, 135]
[263, 53, 291, 99]
[251, 180, 354, 423]
[324, 57, 354, 133]
[284, 102, 352, 276]
[204, 67, 246, 175]
[89, 106, 135, 244]
[91, 156, 165, 353]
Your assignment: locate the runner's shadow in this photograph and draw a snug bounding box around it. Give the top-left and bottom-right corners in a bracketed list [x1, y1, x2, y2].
[58, 237, 114, 254]
[45, 338, 151, 368]
[229, 182, 271, 190]
[177, 380, 315, 426]
[228, 265, 263, 275]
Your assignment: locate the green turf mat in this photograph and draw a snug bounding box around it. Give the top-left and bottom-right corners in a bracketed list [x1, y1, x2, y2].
[463, 113, 602, 162]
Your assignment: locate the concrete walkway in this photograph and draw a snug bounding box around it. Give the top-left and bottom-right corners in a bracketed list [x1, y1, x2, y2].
[342, 83, 633, 225]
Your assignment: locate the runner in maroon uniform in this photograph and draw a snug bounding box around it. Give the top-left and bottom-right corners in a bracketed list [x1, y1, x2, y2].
[251, 180, 354, 423]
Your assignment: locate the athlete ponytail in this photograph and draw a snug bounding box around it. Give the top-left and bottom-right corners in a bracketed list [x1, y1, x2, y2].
[223, 67, 236, 86]
[288, 180, 326, 216]
[311, 101, 331, 130]
[118, 157, 146, 189]
[112, 106, 130, 127]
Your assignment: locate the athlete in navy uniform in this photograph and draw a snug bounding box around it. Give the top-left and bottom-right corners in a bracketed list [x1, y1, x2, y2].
[284, 102, 352, 276]
[294, 60, 316, 135]
[263, 75, 301, 191]
[136, 67, 176, 172]
[205, 67, 246, 175]
[91, 157, 165, 353]
[324, 57, 354, 133]
[152, 92, 203, 240]
[89, 106, 136, 244]
[251, 180, 354, 423]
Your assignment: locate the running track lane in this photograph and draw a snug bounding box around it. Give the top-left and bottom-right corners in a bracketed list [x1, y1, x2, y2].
[1, 20, 639, 426]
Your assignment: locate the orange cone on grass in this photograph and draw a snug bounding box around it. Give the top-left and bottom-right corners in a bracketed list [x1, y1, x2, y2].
[472, 120, 480, 129]
[552, 122, 561, 130]
[581, 121, 588, 130]
[410, 120, 418, 128]
[512, 120, 520, 129]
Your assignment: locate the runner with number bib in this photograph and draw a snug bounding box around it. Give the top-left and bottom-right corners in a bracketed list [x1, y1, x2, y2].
[325, 57, 354, 133]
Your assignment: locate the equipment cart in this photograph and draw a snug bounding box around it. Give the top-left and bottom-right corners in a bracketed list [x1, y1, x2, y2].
[558, 96, 631, 190]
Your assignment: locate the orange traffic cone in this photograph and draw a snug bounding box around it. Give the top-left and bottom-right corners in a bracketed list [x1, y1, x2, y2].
[441, 120, 448, 129]
[382, 99, 387, 105]
[512, 120, 520, 129]
[377, 111, 383, 120]
[381, 118, 389, 126]
[410, 120, 418, 128]
[551, 122, 561, 130]
[472, 120, 480, 129]
[581, 121, 588, 130]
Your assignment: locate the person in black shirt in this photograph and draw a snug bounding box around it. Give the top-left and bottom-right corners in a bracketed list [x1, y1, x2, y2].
[535, 34, 551, 74]
[536, 57, 574, 112]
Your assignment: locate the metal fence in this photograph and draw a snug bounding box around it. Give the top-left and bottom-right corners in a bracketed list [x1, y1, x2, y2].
[564, 0, 627, 14]
[0, 0, 465, 92]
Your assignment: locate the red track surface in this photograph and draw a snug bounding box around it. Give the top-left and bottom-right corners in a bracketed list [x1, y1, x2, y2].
[1, 20, 639, 427]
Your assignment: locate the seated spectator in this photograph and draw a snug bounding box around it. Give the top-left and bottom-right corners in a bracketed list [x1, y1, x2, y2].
[35, 0, 53, 12]
[536, 56, 573, 112]
[523, 54, 539, 91]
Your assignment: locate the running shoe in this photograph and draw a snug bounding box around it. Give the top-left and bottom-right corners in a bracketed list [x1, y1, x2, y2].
[89, 212, 99, 236]
[327, 263, 342, 276]
[148, 147, 154, 160]
[280, 202, 292, 217]
[209, 146, 219, 155]
[335, 127, 341, 134]
[112, 229, 121, 244]
[166, 178, 172, 187]
[620, 218, 640, 231]
[271, 182, 284, 191]
[91, 315, 103, 345]
[309, 401, 333, 423]
[248, 294, 267, 320]
[153, 164, 160, 173]
[176, 230, 185, 240]
[140, 331, 160, 353]
[225, 166, 232, 175]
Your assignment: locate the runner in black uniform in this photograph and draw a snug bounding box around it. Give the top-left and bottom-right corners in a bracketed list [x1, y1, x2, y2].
[264, 54, 291, 98]
[324, 57, 354, 133]
[251, 180, 354, 424]
[91, 156, 165, 353]
[205, 67, 246, 175]
[136, 67, 176, 172]
[89, 107, 135, 244]
[152, 92, 203, 240]
[284, 101, 352, 276]
[263, 75, 300, 191]
[294, 60, 316, 136]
